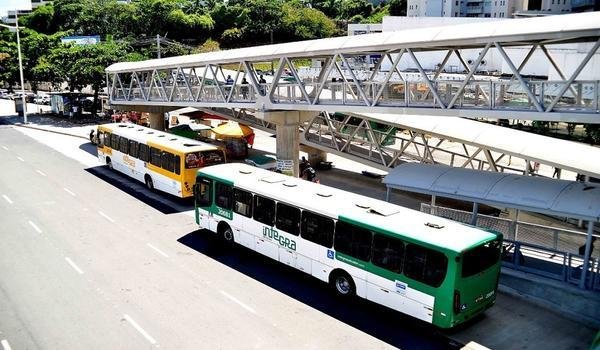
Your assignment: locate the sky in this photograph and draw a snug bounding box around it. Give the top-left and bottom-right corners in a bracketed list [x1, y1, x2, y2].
[0, 0, 31, 19]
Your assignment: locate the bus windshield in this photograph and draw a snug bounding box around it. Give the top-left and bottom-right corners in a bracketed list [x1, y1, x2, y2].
[185, 150, 225, 169]
[461, 238, 501, 278]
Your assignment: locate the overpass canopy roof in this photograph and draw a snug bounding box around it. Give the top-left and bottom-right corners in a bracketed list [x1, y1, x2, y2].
[107, 12, 600, 73]
[356, 112, 600, 178]
[383, 163, 600, 222]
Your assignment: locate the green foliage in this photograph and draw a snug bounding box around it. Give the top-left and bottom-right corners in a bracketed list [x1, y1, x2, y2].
[340, 0, 373, 19]
[585, 124, 600, 145]
[363, 4, 389, 23]
[388, 0, 407, 16]
[281, 2, 336, 41]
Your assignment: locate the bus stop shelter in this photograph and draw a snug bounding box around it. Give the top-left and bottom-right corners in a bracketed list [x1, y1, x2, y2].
[383, 163, 600, 289]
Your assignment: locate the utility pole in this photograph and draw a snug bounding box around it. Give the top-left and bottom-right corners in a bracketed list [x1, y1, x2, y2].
[157, 34, 161, 59]
[16, 11, 27, 123]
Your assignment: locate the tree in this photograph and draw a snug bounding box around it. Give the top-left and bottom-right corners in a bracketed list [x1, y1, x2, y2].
[281, 2, 336, 41]
[388, 0, 407, 16]
[339, 0, 373, 20]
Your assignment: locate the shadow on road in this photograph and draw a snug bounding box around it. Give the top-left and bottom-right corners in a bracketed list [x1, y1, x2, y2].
[79, 142, 98, 157]
[85, 165, 193, 214]
[177, 230, 463, 350]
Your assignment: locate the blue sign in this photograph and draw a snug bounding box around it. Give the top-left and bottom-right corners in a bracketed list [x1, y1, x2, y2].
[327, 250, 334, 259]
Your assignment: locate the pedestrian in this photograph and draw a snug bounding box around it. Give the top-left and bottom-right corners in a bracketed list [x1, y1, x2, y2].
[552, 167, 562, 179]
[226, 75, 234, 85]
[258, 75, 266, 84]
[241, 77, 249, 99]
[89, 129, 96, 144]
[578, 236, 597, 257]
[299, 156, 310, 174]
[533, 161, 540, 174]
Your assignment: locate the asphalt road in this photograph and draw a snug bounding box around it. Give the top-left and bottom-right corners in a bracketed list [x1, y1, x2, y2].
[0, 125, 459, 349]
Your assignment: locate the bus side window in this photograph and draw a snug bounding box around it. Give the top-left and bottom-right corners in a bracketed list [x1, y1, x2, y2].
[215, 182, 233, 210]
[138, 144, 149, 162]
[174, 155, 181, 175]
[150, 147, 161, 166]
[194, 177, 212, 207]
[334, 221, 373, 261]
[372, 234, 404, 274]
[233, 188, 252, 217]
[129, 140, 138, 158]
[111, 134, 120, 149]
[276, 202, 301, 236]
[403, 244, 448, 288]
[119, 137, 129, 154]
[253, 195, 275, 226]
[161, 151, 174, 173]
[301, 211, 333, 246]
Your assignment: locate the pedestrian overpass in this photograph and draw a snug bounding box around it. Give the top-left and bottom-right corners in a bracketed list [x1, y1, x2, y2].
[107, 12, 600, 123]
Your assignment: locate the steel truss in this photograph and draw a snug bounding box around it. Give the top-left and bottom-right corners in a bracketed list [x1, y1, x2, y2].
[108, 38, 600, 123]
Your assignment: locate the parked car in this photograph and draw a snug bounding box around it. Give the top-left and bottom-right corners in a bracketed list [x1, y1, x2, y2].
[34, 95, 50, 105]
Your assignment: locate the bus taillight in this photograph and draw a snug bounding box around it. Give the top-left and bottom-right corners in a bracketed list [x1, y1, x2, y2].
[453, 290, 461, 314]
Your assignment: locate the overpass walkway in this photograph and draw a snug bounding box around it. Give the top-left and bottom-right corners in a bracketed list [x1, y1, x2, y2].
[107, 12, 600, 123]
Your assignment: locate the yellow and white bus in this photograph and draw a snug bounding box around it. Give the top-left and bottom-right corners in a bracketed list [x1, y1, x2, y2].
[96, 123, 225, 198]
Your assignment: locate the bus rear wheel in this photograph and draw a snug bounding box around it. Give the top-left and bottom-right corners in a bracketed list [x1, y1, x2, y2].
[145, 175, 154, 191]
[330, 271, 355, 297]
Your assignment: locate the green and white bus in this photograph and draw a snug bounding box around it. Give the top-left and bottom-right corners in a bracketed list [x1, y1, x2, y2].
[194, 163, 502, 328]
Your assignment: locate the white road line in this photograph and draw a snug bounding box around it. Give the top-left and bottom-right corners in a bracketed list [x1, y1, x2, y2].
[98, 211, 115, 223]
[28, 220, 42, 233]
[146, 243, 169, 258]
[2, 194, 13, 204]
[123, 314, 157, 345]
[63, 188, 76, 197]
[65, 257, 84, 274]
[1, 339, 12, 350]
[16, 156, 24, 162]
[36, 169, 47, 177]
[1, 145, 8, 151]
[219, 290, 256, 314]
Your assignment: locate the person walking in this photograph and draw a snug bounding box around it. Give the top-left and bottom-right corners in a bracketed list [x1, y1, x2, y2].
[302, 164, 317, 182]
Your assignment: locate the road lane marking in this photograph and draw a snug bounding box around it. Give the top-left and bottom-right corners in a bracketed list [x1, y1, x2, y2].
[65, 257, 84, 274]
[219, 290, 256, 314]
[1, 339, 12, 350]
[98, 211, 115, 223]
[123, 314, 157, 345]
[16, 156, 24, 162]
[2, 194, 13, 204]
[36, 169, 47, 177]
[147, 243, 169, 258]
[63, 188, 76, 197]
[28, 220, 42, 233]
[1, 145, 7, 151]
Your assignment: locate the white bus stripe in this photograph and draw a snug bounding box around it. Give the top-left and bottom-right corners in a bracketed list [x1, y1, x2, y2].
[220, 290, 256, 314]
[2, 194, 13, 204]
[98, 211, 115, 223]
[147, 243, 169, 258]
[123, 314, 157, 345]
[36, 170, 47, 177]
[1, 339, 12, 350]
[63, 188, 76, 197]
[28, 221, 42, 233]
[16, 156, 24, 162]
[65, 257, 84, 274]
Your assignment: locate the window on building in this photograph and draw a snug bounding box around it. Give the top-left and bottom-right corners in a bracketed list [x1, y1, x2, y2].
[334, 221, 373, 261]
[404, 244, 448, 288]
[301, 211, 334, 247]
[215, 182, 233, 210]
[253, 195, 275, 226]
[276, 202, 301, 236]
[233, 188, 253, 218]
[372, 234, 405, 274]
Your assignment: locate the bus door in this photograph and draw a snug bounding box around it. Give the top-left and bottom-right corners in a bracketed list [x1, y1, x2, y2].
[194, 176, 218, 231]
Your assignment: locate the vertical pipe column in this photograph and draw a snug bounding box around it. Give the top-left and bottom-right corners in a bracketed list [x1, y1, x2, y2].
[148, 112, 165, 131]
[579, 221, 596, 289]
[276, 122, 300, 177]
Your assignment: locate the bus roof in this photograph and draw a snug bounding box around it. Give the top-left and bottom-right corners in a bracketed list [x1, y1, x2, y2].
[198, 163, 498, 253]
[98, 123, 220, 153]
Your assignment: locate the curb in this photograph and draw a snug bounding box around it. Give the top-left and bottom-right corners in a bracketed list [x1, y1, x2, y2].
[13, 123, 90, 140]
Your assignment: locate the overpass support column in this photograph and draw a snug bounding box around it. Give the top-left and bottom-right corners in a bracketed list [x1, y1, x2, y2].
[257, 111, 316, 177]
[148, 112, 165, 131]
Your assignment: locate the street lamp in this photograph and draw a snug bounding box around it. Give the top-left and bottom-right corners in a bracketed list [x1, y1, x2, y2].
[0, 12, 28, 123]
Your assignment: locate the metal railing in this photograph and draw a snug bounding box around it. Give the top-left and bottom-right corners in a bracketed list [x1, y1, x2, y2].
[420, 203, 600, 290]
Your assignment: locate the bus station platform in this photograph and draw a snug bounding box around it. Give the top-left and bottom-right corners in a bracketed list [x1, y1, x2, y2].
[1, 108, 598, 350]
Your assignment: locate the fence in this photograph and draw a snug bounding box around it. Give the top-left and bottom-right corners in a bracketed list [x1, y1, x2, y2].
[421, 203, 600, 290]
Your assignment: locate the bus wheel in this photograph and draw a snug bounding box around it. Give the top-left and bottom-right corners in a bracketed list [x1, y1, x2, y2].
[330, 271, 355, 297]
[106, 158, 113, 170]
[218, 223, 234, 246]
[144, 175, 154, 191]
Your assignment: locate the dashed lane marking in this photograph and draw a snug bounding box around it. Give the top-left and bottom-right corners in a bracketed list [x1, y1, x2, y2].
[2, 194, 13, 204]
[28, 220, 42, 233]
[65, 257, 84, 274]
[123, 314, 157, 345]
[1, 339, 12, 350]
[219, 290, 257, 314]
[63, 188, 76, 197]
[36, 169, 47, 177]
[146, 243, 169, 258]
[98, 211, 115, 223]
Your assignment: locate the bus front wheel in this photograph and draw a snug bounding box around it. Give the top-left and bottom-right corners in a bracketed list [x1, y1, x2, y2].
[218, 223, 234, 246]
[145, 175, 154, 191]
[330, 271, 355, 297]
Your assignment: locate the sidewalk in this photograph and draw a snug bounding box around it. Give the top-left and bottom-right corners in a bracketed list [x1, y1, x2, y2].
[2, 111, 598, 349]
